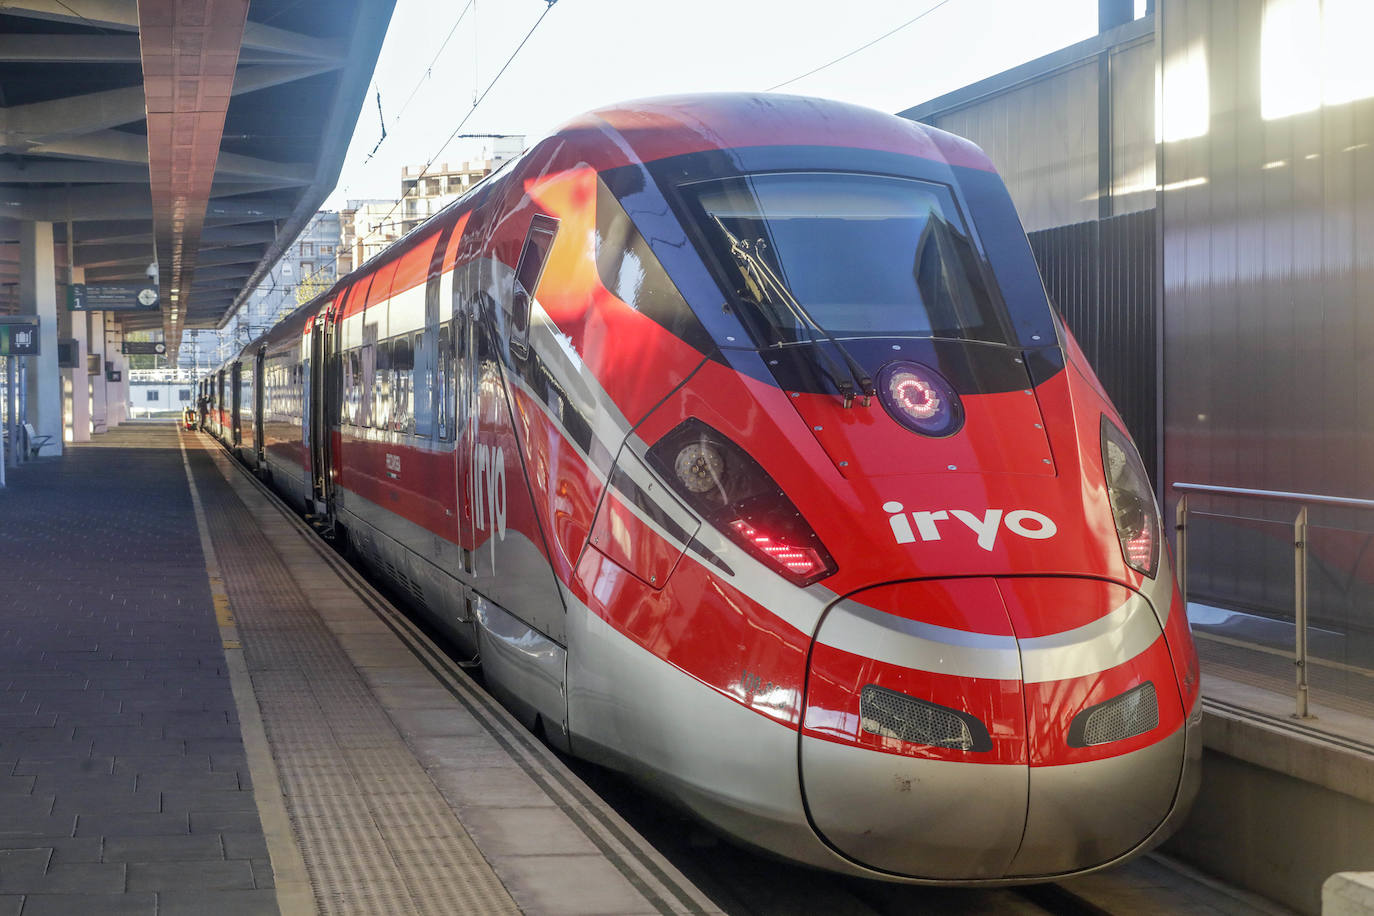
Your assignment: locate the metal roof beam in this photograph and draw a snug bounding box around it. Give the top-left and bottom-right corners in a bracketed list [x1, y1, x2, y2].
[71, 219, 150, 243]
[196, 246, 266, 268]
[28, 132, 313, 189]
[73, 242, 155, 267]
[186, 265, 251, 283]
[0, 0, 139, 31]
[0, 162, 149, 183]
[213, 150, 312, 183]
[0, 34, 322, 65]
[0, 34, 142, 62]
[0, 86, 147, 142]
[201, 224, 276, 245]
[84, 265, 150, 281]
[241, 21, 345, 62]
[231, 62, 342, 95]
[0, 185, 291, 222]
[0, 63, 338, 147]
[26, 130, 148, 165]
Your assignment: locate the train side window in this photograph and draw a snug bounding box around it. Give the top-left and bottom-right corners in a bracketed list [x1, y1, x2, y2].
[411, 330, 429, 439]
[436, 323, 452, 441]
[510, 215, 559, 359]
[344, 350, 361, 426]
[359, 343, 374, 428]
[594, 177, 712, 353]
[393, 334, 414, 434]
[374, 340, 393, 431]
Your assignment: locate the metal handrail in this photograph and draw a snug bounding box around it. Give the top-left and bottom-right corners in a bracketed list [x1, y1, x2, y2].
[1174, 482, 1374, 512]
[1172, 482, 1374, 720]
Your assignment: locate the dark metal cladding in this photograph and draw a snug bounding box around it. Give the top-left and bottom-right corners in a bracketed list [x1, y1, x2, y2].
[1028, 210, 1156, 479]
[762, 338, 1049, 398]
[952, 165, 1059, 349]
[1023, 345, 1069, 389]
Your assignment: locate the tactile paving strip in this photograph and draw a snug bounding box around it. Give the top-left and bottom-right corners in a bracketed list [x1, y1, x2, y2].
[186, 444, 519, 916]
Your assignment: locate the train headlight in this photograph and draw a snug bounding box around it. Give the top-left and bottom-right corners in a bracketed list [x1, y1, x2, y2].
[649, 418, 836, 586]
[876, 361, 963, 437]
[673, 441, 725, 495]
[1100, 417, 1159, 578]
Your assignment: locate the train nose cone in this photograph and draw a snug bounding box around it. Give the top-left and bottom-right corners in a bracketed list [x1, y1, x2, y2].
[801, 578, 1028, 879]
[1003, 578, 1190, 875]
[800, 578, 1189, 880]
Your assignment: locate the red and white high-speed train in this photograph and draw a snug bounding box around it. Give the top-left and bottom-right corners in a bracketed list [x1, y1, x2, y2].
[200, 93, 1201, 884]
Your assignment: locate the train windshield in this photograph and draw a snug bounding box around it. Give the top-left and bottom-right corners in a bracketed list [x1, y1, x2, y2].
[682, 172, 1012, 346]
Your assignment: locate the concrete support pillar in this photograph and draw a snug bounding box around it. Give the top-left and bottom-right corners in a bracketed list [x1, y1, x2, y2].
[89, 311, 108, 434]
[105, 320, 128, 427]
[20, 221, 61, 456]
[64, 267, 90, 442]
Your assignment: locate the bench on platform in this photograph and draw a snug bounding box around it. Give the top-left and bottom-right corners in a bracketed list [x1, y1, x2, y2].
[22, 422, 52, 457]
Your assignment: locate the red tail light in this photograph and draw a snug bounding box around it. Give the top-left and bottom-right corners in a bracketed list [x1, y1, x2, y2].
[728, 519, 830, 581]
[648, 418, 836, 586]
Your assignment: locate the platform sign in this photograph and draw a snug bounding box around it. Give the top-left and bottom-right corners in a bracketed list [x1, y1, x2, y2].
[68, 283, 159, 311]
[121, 341, 167, 356]
[0, 316, 39, 356]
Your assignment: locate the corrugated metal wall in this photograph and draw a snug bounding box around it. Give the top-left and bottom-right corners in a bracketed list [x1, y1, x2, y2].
[932, 62, 1100, 232]
[911, 2, 1374, 638]
[1108, 39, 1156, 215]
[1160, 0, 1374, 628]
[924, 32, 1155, 231]
[1028, 210, 1158, 479]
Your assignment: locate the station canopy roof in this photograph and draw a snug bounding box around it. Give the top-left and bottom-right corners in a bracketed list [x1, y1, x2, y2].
[0, 0, 394, 358]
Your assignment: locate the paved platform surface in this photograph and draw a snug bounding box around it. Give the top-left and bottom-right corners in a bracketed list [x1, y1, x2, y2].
[0, 423, 717, 916]
[0, 424, 276, 915]
[1, 423, 1307, 916]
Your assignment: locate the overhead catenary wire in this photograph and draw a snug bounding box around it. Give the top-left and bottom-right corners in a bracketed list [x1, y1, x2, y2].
[367, 0, 477, 163]
[766, 0, 955, 92]
[365, 0, 559, 244]
[228, 0, 559, 344]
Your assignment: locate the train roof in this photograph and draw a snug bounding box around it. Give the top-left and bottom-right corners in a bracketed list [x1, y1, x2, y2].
[210, 93, 1000, 372]
[557, 92, 997, 174]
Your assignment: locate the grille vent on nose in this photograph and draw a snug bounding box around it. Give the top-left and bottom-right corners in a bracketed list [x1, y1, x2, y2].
[859, 684, 992, 752]
[1067, 681, 1159, 748]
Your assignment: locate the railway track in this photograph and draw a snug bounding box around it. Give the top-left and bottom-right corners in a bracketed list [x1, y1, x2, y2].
[561, 753, 1113, 915]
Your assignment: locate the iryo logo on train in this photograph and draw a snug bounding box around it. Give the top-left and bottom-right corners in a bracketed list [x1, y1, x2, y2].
[473, 442, 507, 541]
[883, 502, 1057, 551]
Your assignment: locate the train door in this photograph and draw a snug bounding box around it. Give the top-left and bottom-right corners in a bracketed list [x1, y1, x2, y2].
[216, 370, 225, 434]
[308, 310, 334, 515]
[230, 362, 242, 447]
[459, 216, 571, 746]
[253, 347, 266, 468]
[455, 266, 478, 582]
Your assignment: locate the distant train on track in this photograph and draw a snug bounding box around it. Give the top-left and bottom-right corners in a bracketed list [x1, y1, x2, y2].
[199, 93, 1201, 884]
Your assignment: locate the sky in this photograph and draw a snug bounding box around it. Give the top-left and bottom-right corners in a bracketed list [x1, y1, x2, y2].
[322, 0, 1104, 209]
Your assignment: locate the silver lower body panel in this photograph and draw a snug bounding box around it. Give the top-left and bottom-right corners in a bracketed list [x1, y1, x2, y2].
[801, 736, 1026, 879]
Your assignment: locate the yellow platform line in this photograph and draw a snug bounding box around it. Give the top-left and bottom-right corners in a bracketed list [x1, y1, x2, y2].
[177, 428, 313, 915]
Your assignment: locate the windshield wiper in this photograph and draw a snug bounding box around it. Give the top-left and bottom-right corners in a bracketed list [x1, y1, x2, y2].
[711, 215, 876, 408]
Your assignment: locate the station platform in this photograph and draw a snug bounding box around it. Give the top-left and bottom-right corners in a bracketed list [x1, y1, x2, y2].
[0, 424, 719, 916]
[0, 422, 1342, 916]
